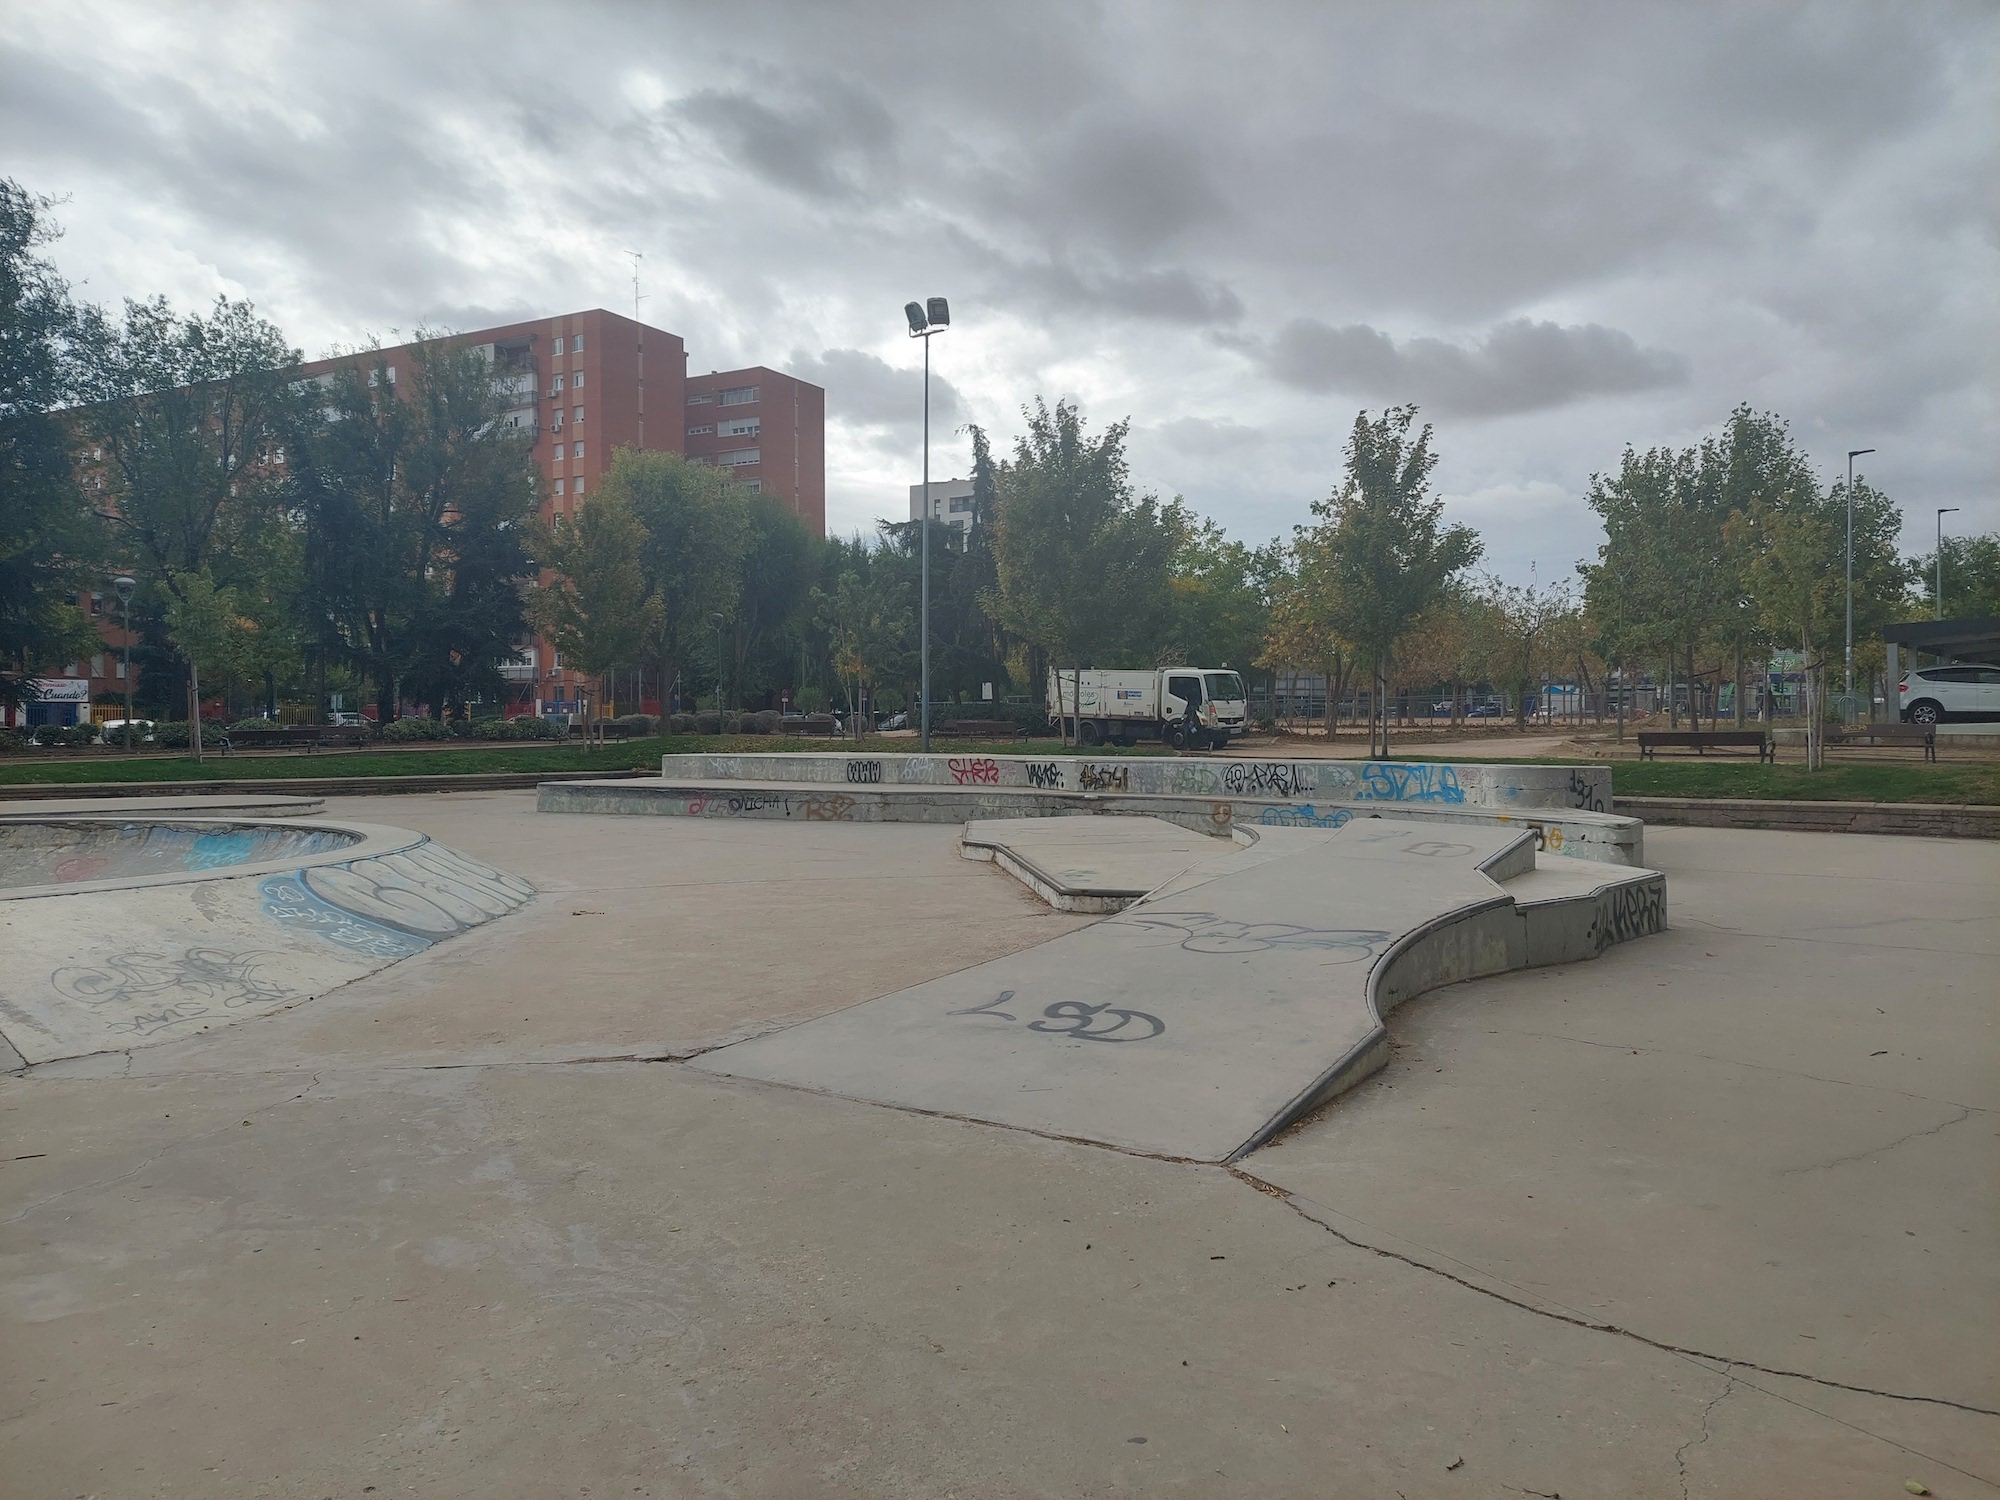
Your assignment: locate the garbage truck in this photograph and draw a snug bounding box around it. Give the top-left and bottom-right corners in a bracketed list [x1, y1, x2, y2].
[1046, 667, 1249, 749]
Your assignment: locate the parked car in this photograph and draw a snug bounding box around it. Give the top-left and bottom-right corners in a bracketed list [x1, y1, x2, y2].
[1900, 663, 2000, 724]
[1464, 702, 1504, 718]
[97, 718, 154, 744]
[328, 711, 364, 726]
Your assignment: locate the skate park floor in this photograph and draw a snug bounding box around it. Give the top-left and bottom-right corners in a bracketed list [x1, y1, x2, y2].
[2, 790, 1995, 1497]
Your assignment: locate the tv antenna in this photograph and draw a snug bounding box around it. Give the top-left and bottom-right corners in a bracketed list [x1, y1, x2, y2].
[626, 251, 646, 322]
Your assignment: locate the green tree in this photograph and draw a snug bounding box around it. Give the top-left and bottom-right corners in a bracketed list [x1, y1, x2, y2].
[158, 567, 250, 760]
[0, 180, 99, 706]
[729, 495, 822, 708]
[615, 450, 752, 712]
[1162, 502, 1277, 678]
[1304, 406, 1482, 756]
[812, 563, 911, 738]
[987, 400, 1174, 744]
[1913, 531, 2000, 620]
[1471, 573, 1576, 727]
[285, 335, 536, 719]
[526, 490, 662, 725]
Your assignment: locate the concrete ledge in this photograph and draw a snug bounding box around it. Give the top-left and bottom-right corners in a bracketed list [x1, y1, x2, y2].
[1616, 796, 2000, 840]
[660, 751, 1611, 812]
[544, 776, 1647, 865]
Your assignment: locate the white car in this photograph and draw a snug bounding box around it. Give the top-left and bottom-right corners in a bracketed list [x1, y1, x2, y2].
[1899, 663, 2000, 724]
[97, 718, 155, 743]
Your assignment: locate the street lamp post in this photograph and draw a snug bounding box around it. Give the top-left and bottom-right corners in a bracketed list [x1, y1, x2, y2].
[712, 612, 726, 734]
[1843, 448, 1874, 719]
[113, 575, 135, 752]
[905, 296, 950, 754]
[1936, 508, 1961, 620]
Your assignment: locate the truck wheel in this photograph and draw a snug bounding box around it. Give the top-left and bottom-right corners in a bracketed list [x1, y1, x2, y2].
[1078, 720, 1101, 747]
[1166, 723, 1188, 751]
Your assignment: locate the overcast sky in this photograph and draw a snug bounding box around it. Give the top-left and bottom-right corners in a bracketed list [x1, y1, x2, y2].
[3, 1, 1993, 582]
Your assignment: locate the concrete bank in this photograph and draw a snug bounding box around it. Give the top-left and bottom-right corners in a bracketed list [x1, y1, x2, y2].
[0, 767, 649, 802]
[659, 751, 1612, 813]
[1617, 795, 2000, 839]
[543, 776, 1646, 865]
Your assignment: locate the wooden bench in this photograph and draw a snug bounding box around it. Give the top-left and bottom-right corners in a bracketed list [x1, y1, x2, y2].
[1826, 722, 1936, 761]
[223, 726, 325, 754]
[1637, 729, 1775, 763]
[317, 724, 375, 748]
[782, 716, 839, 737]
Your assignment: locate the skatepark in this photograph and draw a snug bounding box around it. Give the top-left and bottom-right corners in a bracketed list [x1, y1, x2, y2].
[2, 766, 1995, 1496]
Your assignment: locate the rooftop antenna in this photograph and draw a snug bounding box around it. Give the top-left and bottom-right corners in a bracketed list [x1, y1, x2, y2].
[626, 251, 646, 322]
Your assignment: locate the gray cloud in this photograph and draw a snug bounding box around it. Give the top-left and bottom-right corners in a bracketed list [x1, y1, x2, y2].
[786, 347, 961, 430]
[674, 77, 898, 202]
[1239, 317, 1691, 417]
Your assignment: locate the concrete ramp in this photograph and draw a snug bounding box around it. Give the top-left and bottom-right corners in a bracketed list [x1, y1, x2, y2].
[692, 818, 1634, 1161]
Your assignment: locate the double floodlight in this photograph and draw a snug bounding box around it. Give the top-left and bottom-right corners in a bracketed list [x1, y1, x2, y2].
[905, 297, 950, 336]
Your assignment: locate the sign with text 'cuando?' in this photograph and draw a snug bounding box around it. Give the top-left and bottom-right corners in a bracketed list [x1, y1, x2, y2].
[31, 677, 91, 703]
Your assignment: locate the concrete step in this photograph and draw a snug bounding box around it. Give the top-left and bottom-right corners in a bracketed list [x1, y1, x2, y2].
[690, 816, 1667, 1163]
[540, 776, 1645, 866]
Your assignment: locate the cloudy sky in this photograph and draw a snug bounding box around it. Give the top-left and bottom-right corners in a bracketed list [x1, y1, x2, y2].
[3, 1, 1993, 582]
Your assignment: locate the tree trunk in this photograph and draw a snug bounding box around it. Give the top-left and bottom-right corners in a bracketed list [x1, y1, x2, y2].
[1375, 651, 1389, 759]
[1733, 641, 1745, 727]
[1666, 652, 1677, 729]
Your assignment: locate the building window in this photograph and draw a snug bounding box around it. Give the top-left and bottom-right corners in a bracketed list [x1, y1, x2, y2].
[688, 392, 713, 405]
[573, 476, 585, 496]
[572, 441, 583, 459]
[551, 408, 564, 429]
[741, 479, 762, 493]
[571, 333, 583, 352]
[553, 336, 566, 355]
[721, 416, 760, 437]
[686, 424, 713, 436]
[554, 478, 565, 496]
[571, 370, 583, 388]
[387, 365, 396, 384]
[552, 373, 566, 392]
[717, 446, 760, 467]
[92, 654, 105, 677]
[116, 661, 126, 679]
[719, 385, 759, 406]
[949, 495, 974, 512]
[572, 406, 583, 425]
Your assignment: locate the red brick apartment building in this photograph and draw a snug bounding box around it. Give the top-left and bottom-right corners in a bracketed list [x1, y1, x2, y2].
[299, 309, 824, 717]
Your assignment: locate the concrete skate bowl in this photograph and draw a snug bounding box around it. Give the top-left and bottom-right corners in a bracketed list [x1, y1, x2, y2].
[0, 818, 532, 1070]
[0, 819, 361, 892]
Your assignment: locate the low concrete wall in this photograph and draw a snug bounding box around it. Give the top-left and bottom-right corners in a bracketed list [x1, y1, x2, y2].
[0, 769, 649, 802]
[1615, 796, 2000, 840]
[542, 777, 1646, 865]
[659, 752, 1612, 813]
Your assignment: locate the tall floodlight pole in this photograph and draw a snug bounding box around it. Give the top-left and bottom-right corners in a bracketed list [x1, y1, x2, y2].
[113, 575, 135, 752]
[1843, 448, 1874, 714]
[905, 297, 950, 753]
[1937, 508, 1960, 620]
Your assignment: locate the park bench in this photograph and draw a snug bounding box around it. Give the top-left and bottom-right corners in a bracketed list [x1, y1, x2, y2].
[316, 724, 375, 748]
[587, 721, 646, 742]
[222, 726, 326, 755]
[1636, 729, 1775, 763]
[783, 716, 839, 737]
[1825, 722, 1937, 762]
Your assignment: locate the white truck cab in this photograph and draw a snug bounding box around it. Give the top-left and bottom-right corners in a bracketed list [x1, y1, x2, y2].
[1047, 667, 1249, 749]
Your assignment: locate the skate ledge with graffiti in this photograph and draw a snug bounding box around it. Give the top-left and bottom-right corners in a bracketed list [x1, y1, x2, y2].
[0, 817, 532, 1069]
[658, 752, 1610, 812]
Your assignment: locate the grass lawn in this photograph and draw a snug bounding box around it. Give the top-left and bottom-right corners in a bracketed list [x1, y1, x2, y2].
[0, 734, 1143, 787]
[1607, 759, 2000, 804]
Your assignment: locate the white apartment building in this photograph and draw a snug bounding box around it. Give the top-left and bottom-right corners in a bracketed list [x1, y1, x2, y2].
[908, 478, 977, 535]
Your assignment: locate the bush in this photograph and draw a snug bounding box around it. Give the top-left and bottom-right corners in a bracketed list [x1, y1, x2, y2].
[481, 714, 566, 741]
[153, 720, 227, 749]
[30, 723, 97, 748]
[379, 717, 449, 742]
[230, 716, 276, 731]
[936, 701, 1052, 736]
[693, 710, 722, 734]
[611, 713, 658, 735]
[0, 728, 26, 753]
[740, 709, 781, 735]
[668, 713, 696, 735]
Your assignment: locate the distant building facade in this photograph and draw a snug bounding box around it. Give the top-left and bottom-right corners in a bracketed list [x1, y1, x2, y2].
[909, 478, 977, 536]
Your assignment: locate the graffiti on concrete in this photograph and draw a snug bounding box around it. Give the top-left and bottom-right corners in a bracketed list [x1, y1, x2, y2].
[950, 989, 1164, 1043]
[1207, 802, 1236, 832]
[1166, 763, 1222, 795]
[1592, 878, 1666, 949]
[802, 795, 857, 821]
[51, 946, 296, 1039]
[949, 757, 1001, 786]
[1401, 841, 1476, 858]
[1568, 769, 1606, 812]
[260, 875, 431, 960]
[1024, 761, 1062, 789]
[684, 797, 708, 816]
[1222, 762, 1309, 797]
[1258, 803, 1352, 830]
[1357, 762, 1466, 804]
[1078, 763, 1130, 792]
[845, 760, 883, 784]
[726, 793, 786, 814]
[1114, 911, 1388, 958]
[291, 843, 532, 942]
[1522, 821, 1567, 853]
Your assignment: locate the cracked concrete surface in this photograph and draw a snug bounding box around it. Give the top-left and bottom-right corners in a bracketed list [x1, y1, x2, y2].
[3, 796, 1995, 1497]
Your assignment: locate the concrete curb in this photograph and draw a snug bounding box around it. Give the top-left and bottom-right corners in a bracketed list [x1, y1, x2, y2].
[0, 768, 650, 802]
[1616, 796, 2000, 839]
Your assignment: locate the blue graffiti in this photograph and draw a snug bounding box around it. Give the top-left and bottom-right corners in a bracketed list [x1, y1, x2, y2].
[1356, 762, 1466, 804]
[1258, 803, 1352, 829]
[185, 829, 263, 871]
[259, 873, 431, 960]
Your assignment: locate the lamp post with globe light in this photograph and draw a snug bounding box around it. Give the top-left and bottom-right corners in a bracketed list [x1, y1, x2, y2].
[904, 297, 950, 753]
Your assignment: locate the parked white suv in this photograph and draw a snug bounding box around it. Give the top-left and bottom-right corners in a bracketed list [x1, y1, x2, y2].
[1900, 663, 2000, 723]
